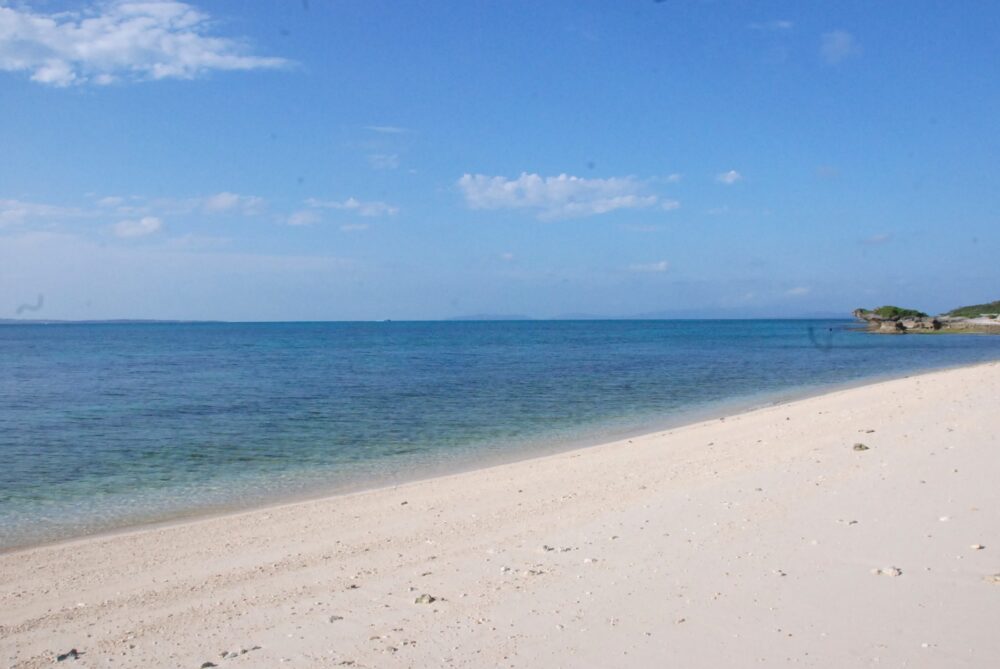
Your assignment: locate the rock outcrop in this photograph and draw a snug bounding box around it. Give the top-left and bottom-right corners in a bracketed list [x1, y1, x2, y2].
[854, 305, 999, 334]
[853, 308, 941, 333]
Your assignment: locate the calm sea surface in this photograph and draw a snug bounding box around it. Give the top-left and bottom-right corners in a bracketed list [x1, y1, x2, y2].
[1, 320, 998, 549]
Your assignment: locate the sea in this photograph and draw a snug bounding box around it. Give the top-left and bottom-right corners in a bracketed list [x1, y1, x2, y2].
[2, 319, 998, 550]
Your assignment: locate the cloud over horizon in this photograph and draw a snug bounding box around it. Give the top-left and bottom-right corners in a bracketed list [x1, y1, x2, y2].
[0, 198, 85, 226]
[0, 1, 289, 87]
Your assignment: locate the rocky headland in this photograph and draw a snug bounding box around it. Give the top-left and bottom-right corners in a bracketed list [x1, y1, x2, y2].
[854, 300, 1000, 334]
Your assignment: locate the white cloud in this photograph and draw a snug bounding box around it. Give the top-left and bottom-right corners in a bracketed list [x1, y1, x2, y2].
[286, 210, 320, 226]
[629, 260, 670, 273]
[663, 173, 683, 183]
[97, 196, 125, 207]
[365, 125, 409, 134]
[457, 172, 659, 220]
[201, 192, 265, 215]
[821, 30, 861, 64]
[499, 252, 515, 262]
[661, 199, 680, 211]
[716, 170, 743, 185]
[786, 286, 811, 296]
[0, 1, 289, 87]
[306, 197, 399, 217]
[339, 223, 369, 232]
[113, 216, 162, 238]
[368, 153, 400, 170]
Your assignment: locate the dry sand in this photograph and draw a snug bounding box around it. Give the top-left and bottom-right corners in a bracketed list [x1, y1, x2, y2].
[2, 362, 999, 668]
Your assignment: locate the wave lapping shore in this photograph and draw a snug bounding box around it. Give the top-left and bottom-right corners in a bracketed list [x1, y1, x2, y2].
[2, 362, 999, 667]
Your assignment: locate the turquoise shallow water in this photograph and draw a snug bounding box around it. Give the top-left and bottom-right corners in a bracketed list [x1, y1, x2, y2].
[1, 319, 998, 550]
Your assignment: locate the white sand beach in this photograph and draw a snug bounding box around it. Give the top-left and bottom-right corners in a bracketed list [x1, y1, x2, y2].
[2, 362, 999, 668]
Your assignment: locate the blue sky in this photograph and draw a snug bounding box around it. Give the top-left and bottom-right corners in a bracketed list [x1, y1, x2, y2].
[1, 0, 997, 320]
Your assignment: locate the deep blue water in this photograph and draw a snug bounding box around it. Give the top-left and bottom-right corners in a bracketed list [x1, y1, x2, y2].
[1, 320, 998, 549]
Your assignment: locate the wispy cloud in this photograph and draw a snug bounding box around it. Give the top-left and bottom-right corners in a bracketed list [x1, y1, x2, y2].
[862, 233, 892, 245]
[0, 1, 289, 87]
[306, 197, 399, 217]
[368, 153, 400, 170]
[286, 210, 321, 226]
[661, 199, 681, 211]
[457, 172, 659, 220]
[821, 30, 862, 64]
[113, 216, 162, 238]
[620, 224, 660, 233]
[716, 170, 743, 185]
[0, 198, 85, 226]
[201, 192, 266, 215]
[365, 125, 409, 134]
[628, 260, 670, 273]
[786, 286, 811, 296]
[98, 192, 268, 217]
[748, 20, 794, 31]
[339, 223, 369, 233]
[96, 196, 126, 208]
[499, 252, 515, 262]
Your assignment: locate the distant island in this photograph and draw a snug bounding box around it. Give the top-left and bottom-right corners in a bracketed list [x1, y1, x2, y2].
[853, 300, 1000, 334]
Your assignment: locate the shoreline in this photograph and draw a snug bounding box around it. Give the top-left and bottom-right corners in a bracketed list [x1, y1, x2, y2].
[4, 357, 997, 556]
[4, 358, 993, 556]
[3, 360, 999, 667]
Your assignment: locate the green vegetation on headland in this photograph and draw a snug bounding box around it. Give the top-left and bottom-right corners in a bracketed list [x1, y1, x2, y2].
[861, 305, 928, 320]
[853, 300, 1000, 334]
[944, 300, 1000, 319]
